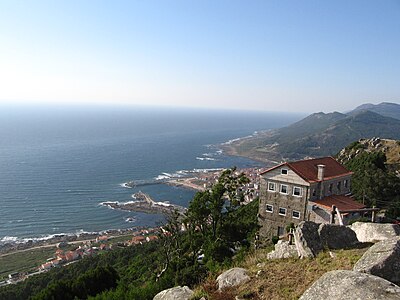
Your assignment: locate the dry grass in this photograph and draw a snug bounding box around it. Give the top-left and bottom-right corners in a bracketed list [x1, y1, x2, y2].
[192, 245, 369, 300]
[383, 139, 400, 164]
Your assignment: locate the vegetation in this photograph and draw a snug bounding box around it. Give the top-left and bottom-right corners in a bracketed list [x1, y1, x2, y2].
[224, 246, 368, 300]
[0, 168, 260, 300]
[342, 151, 400, 217]
[0, 247, 56, 280]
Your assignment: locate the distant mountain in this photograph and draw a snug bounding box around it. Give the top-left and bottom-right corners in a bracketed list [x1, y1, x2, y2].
[282, 110, 400, 157]
[349, 102, 400, 120]
[222, 103, 400, 163]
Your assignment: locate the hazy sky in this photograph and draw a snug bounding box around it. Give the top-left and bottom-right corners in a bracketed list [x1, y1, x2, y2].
[0, 1, 399, 113]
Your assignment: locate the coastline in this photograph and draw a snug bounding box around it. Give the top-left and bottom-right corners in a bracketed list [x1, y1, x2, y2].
[219, 131, 282, 166]
[0, 227, 149, 255]
[0, 139, 266, 256]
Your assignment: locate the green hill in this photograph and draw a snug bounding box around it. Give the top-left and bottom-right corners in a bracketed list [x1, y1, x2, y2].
[223, 104, 400, 162]
[350, 102, 400, 120]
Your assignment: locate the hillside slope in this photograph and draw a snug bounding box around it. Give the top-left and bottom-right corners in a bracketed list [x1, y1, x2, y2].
[350, 102, 400, 120]
[223, 105, 400, 162]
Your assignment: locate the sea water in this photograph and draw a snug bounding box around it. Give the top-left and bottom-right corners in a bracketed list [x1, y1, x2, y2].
[0, 105, 302, 243]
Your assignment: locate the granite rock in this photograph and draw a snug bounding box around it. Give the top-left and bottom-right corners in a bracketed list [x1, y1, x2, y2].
[153, 286, 194, 300]
[299, 270, 400, 300]
[354, 237, 400, 284]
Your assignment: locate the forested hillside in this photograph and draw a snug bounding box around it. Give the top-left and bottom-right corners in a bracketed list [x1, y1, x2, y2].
[337, 138, 400, 219]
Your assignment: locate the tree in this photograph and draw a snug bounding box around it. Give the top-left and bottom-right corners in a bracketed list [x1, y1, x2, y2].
[344, 152, 400, 208]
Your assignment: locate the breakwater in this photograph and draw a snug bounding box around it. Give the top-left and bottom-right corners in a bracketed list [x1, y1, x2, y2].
[101, 192, 187, 215]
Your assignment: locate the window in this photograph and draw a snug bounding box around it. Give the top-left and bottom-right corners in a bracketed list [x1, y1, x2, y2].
[266, 204, 273, 213]
[277, 226, 285, 236]
[337, 181, 341, 191]
[344, 179, 348, 188]
[293, 186, 302, 197]
[278, 207, 287, 216]
[268, 182, 276, 191]
[292, 210, 300, 219]
[312, 189, 316, 197]
[280, 184, 288, 194]
[281, 169, 288, 175]
[329, 183, 333, 193]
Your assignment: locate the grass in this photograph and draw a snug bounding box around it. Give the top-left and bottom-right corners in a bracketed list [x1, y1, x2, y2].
[0, 247, 56, 280]
[191, 245, 369, 300]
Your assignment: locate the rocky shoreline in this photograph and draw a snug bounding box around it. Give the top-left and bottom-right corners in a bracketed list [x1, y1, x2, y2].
[0, 227, 147, 255]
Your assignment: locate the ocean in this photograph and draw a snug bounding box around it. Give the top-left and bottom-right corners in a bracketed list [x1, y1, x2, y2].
[0, 105, 302, 243]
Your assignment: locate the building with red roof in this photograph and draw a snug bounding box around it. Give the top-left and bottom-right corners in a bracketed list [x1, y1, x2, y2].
[258, 156, 365, 238]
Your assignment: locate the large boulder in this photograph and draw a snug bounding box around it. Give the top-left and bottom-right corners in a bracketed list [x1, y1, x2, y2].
[351, 222, 400, 243]
[153, 286, 194, 300]
[294, 221, 323, 258]
[354, 237, 400, 284]
[267, 240, 298, 259]
[299, 270, 400, 300]
[216, 267, 250, 290]
[318, 223, 359, 249]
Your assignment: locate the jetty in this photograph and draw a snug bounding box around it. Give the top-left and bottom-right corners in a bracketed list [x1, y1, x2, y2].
[102, 192, 186, 215]
[123, 179, 166, 188]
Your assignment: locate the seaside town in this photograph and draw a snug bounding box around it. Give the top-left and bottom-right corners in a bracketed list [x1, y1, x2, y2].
[0, 167, 263, 287]
[167, 167, 264, 203]
[1, 227, 161, 287]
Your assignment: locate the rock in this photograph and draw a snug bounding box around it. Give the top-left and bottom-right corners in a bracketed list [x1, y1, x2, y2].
[216, 267, 250, 290]
[256, 262, 265, 268]
[354, 238, 400, 284]
[153, 286, 194, 300]
[351, 222, 400, 243]
[318, 223, 359, 249]
[267, 240, 298, 259]
[294, 221, 323, 258]
[299, 270, 400, 300]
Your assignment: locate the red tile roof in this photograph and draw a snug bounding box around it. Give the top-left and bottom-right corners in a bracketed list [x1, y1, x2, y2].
[261, 157, 352, 183]
[311, 195, 365, 211]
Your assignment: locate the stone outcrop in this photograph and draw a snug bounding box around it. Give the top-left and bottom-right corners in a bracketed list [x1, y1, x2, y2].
[299, 270, 400, 300]
[216, 268, 250, 290]
[294, 221, 361, 258]
[354, 237, 400, 285]
[318, 223, 359, 249]
[267, 240, 298, 259]
[351, 222, 400, 243]
[153, 286, 194, 300]
[294, 221, 322, 258]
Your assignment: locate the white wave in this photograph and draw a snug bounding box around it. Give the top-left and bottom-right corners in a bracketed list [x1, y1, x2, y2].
[221, 137, 241, 145]
[99, 201, 119, 210]
[196, 157, 216, 161]
[155, 201, 172, 207]
[192, 168, 223, 172]
[154, 175, 170, 180]
[1, 236, 18, 243]
[120, 183, 133, 188]
[221, 134, 254, 145]
[202, 152, 214, 157]
[162, 172, 173, 177]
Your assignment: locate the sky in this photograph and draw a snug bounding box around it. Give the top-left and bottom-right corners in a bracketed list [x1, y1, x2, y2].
[0, 0, 399, 113]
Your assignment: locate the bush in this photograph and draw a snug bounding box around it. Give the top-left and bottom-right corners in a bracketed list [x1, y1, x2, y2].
[271, 236, 279, 245]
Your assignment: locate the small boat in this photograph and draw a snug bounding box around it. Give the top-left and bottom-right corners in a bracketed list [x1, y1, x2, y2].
[125, 217, 136, 223]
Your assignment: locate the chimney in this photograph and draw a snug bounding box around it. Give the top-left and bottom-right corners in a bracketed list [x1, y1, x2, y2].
[317, 164, 325, 181]
[317, 164, 325, 199]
